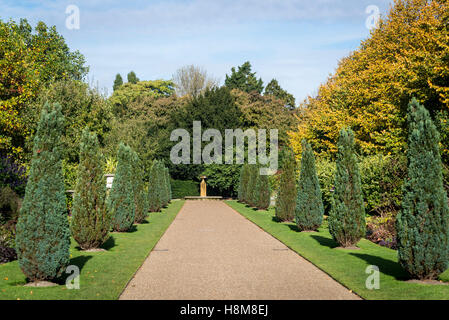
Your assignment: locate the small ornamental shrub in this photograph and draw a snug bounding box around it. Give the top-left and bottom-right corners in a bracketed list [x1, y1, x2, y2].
[15, 103, 71, 281]
[328, 128, 366, 247]
[108, 143, 135, 232]
[275, 150, 297, 222]
[396, 99, 449, 280]
[296, 140, 324, 231]
[132, 150, 149, 224]
[71, 128, 111, 249]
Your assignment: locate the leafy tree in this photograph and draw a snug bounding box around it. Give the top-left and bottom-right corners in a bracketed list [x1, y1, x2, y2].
[170, 86, 243, 181]
[71, 128, 110, 250]
[328, 128, 366, 247]
[165, 167, 172, 202]
[296, 139, 323, 231]
[396, 99, 449, 280]
[172, 65, 218, 97]
[225, 61, 264, 94]
[113, 74, 123, 91]
[289, 0, 449, 160]
[109, 80, 175, 115]
[31, 80, 113, 164]
[127, 71, 139, 84]
[275, 150, 297, 221]
[15, 103, 70, 281]
[232, 89, 295, 147]
[0, 19, 87, 161]
[264, 79, 296, 110]
[148, 160, 163, 212]
[131, 149, 149, 224]
[107, 143, 135, 232]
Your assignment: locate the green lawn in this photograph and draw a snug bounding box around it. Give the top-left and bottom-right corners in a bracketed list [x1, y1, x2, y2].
[226, 200, 449, 300]
[0, 200, 185, 300]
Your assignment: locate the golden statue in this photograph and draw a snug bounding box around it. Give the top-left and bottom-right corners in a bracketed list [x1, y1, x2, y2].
[200, 176, 207, 197]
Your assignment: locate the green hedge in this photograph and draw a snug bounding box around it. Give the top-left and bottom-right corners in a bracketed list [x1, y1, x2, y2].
[316, 154, 407, 215]
[171, 180, 199, 199]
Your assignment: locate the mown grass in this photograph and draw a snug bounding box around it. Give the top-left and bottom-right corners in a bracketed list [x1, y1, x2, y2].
[0, 200, 185, 300]
[226, 200, 449, 300]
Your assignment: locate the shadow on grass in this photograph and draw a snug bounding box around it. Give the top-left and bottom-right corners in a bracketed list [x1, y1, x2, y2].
[101, 236, 116, 250]
[349, 253, 409, 280]
[311, 235, 339, 249]
[287, 224, 300, 232]
[53, 255, 93, 285]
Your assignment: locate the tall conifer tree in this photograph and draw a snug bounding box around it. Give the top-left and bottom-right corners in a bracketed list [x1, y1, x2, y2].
[15, 103, 71, 281]
[328, 128, 365, 247]
[71, 128, 111, 249]
[296, 139, 324, 231]
[396, 99, 449, 280]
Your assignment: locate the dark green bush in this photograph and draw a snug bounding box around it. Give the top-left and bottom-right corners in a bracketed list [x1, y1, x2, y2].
[132, 150, 149, 224]
[148, 160, 163, 212]
[0, 156, 27, 196]
[171, 179, 199, 199]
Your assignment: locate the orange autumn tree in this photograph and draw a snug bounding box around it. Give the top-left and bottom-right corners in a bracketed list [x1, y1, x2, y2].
[289, 0, 449, 161]
[0, 19, 87, 161]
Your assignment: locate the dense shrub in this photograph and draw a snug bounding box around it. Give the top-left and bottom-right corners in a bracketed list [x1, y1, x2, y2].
[0, 246, 17, 264]
[275, 151, 297, 222]
[171, 180, 199, 199]
[0, 156, 27, 196]
[238, 164, 250, 202]
[366, 213, 397, 250]
[396, 99, 449, 280]
[328, 128, 366, 248]
[296, 140, 324, 231]
[107, 143, 135, 232]
[0, 186, 21, 224]
[71, 129, 111, 250]
[15, 103, 71, 282]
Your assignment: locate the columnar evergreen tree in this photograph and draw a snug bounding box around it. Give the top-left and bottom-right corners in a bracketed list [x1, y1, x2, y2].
[296, 139, 324, 231]
[396, 99, 449, 280]
[131, 150, 149, 224]
[113, 74, 123, 91]
[275, 150, 297, 222]
[246, 164, 258, 207]
[127, 71, 139, 84]
[148, 160, 163, 212]
[255, 173, 271, 210]
[160, 164, 170, 207]
[107, 143, 135, 232]
[164, 167, 172, 204]
[328, 128, 365, 247]
[237, 165, 249, 202]
[71, 128, 111, 250]
[15, 103, 71, 282]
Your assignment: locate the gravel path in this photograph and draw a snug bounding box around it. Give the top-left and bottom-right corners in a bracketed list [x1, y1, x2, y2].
[119, 200, 360, 300]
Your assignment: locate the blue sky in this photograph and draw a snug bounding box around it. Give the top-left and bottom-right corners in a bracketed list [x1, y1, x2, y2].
[1, 0, 393, 102]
